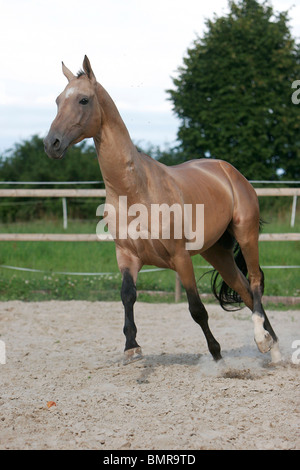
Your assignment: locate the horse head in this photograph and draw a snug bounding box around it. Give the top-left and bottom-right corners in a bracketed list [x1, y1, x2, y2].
[44, 56, 101, 159]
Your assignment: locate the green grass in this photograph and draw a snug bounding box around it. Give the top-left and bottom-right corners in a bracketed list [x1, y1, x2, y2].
[0, 215, 299, 305]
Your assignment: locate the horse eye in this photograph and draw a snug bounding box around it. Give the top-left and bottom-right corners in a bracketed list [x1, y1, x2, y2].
[79, 98, 89, 105]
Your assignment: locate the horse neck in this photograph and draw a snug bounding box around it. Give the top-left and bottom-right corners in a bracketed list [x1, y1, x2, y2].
[93, 82, 141, 196]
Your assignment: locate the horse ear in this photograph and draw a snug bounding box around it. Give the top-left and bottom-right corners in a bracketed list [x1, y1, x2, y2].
[83, 55, 96, 83]
[62, 62, 75, 82]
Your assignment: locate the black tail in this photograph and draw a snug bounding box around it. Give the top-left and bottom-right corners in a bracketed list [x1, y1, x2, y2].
[211, 238, 248, 311]
[211, 220, 264, 311]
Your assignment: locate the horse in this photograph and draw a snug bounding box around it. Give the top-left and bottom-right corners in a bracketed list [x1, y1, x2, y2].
[44, 56, 281, 364]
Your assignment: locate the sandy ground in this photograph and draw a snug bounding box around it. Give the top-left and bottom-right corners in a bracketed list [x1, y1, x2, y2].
[0, 300, 299, 450]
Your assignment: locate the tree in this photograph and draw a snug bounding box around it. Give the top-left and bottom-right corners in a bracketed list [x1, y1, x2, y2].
[167, 0, 300, 180]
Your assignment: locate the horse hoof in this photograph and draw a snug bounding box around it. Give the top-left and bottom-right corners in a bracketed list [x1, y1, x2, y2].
[123, 347, 143, 365]
[213, 353, 223, 362]
[255, 331, 274, 354]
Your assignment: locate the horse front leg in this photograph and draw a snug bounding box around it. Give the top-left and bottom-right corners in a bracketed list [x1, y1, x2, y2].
[121, 268, 143, 364]
[117, 247, 143, 364]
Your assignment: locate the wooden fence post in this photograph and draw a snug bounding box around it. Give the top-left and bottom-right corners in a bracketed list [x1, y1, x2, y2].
[62, 197, 68, 230]
[291, 195, 297, 228]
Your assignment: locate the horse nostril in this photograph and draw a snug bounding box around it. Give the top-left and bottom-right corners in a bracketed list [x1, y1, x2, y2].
[53, 138, 61, 150]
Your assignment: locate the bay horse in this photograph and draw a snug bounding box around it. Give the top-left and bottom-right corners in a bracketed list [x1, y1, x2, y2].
[44, 56, 281, 364]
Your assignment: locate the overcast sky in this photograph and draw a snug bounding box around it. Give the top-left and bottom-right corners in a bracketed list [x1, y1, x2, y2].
[0, 0, 299, 154]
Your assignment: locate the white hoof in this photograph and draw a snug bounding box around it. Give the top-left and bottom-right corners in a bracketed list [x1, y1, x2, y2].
[254, 330, 274, 353]
[253, 313, 274, 354]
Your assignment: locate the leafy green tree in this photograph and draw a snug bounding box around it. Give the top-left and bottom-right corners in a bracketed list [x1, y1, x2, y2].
[167, 0, 300, 179]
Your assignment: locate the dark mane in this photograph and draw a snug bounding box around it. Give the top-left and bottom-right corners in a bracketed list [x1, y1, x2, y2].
[77, 69, 86, 78]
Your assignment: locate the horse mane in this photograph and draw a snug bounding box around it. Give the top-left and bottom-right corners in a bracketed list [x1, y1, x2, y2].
[77, 69, 86, 78]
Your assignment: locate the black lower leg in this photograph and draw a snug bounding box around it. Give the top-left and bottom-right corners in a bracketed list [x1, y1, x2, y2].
[121, 269, 140, 351]
[186, 289, 222, 360]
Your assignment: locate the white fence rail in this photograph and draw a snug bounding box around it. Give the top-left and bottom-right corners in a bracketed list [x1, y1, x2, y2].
[0, 233, 299, 242]
[0, 188, 299, 197]
[0, 189, 106, 197]
[0, 187, 299, 238]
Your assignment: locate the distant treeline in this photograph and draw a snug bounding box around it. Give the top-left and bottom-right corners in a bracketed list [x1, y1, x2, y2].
[0, 135, 100, 221]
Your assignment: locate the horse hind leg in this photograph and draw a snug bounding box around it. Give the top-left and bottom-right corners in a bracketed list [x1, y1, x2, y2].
[187, 289, 222, 361]
[249, 268, 281, 362]
[202, 236, 281, 363]
[232, 224, 282, 363]
[201, 239, 254, 311]
[175, 255, 222, 361]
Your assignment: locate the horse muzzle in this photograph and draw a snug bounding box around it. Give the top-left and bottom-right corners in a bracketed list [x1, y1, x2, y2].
[43, 133, 68, 160]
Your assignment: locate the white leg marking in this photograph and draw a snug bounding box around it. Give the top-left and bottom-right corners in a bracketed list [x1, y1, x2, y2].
[252, 312, 274, 353]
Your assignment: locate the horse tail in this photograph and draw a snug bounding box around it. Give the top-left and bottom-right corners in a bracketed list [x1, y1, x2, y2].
[211, 220, 264, 311]
[211, 238, 247, 311]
